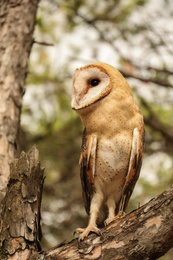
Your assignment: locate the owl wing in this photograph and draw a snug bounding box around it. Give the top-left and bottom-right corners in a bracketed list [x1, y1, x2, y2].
[79, 128, 97, 215]
[118, 126, 145, 213]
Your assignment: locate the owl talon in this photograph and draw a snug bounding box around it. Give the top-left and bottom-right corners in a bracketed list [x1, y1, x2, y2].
[75, 228, 85, 235]
[75, 225, 101, 241]
[116, 211, 126, 218]
[105, 211, 126, 226]
[104, 217, 114, 226]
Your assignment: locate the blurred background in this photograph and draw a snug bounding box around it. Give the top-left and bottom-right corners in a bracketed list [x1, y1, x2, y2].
[21, 0, 173, 258]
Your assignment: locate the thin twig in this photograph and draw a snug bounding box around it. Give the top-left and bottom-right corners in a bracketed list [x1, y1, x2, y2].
[33, 40, 54, 46]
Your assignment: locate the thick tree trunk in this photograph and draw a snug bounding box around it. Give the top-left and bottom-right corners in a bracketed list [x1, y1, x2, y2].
[0, 0, 40, 212]
[0, 147, 44, 260]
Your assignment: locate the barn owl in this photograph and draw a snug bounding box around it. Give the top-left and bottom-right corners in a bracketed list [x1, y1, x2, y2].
[71, 62, 144, 240]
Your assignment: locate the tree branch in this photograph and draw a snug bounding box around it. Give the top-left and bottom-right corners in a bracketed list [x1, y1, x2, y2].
[140, 98, 173, 143]
[73, 10, 173, 89]
[120, 69, 173, 89]
[42, 185, 173, 260]
[1, 147, 173, 259]
[33, 39, 54, 46]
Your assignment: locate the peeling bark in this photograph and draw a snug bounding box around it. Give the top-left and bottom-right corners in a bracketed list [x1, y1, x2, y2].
[0, 0, 40, 212]
[0, 147, 44, 260]
[43, 186, 173, 260]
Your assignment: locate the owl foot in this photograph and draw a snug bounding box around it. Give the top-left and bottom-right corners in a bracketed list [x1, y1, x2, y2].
[75, 225, 101, 241]
[116, 211, 126, 219]
[104, 211, 126, 226]
[104, 217, 114, 226]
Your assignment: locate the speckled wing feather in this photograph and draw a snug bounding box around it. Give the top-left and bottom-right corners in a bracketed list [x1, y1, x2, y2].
[118, 126, 145, 213]
[79, 128, 97, 215]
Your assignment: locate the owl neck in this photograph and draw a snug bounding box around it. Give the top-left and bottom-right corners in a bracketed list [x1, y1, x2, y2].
[76, 92, 140, 136]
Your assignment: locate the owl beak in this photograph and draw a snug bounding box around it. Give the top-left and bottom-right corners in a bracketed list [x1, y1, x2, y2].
[71, 94, 80, 109]
[71, 96, 76, 109]
[71, 88, 86, 109]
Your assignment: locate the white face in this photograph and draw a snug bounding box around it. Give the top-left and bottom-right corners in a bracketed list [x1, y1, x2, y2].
[71, 67, 110, 110]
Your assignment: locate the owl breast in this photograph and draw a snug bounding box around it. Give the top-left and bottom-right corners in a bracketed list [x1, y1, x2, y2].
[94, 134, 131, 201]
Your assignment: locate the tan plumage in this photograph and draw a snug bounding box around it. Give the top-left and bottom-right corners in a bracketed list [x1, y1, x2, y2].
[71, 62, 144, 240]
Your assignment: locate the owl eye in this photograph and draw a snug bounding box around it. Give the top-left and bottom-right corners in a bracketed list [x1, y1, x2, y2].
[89, 78, 100, 87]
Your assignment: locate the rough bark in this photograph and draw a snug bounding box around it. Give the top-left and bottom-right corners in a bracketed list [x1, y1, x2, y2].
[0, 0, 40, 211]
[0, 147, 44, 260]
[42, 186, 173, 260]
[1, 148, 173, 259]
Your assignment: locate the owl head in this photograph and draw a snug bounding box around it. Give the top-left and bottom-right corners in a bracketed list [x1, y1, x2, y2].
[71, 62, 130, 111]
